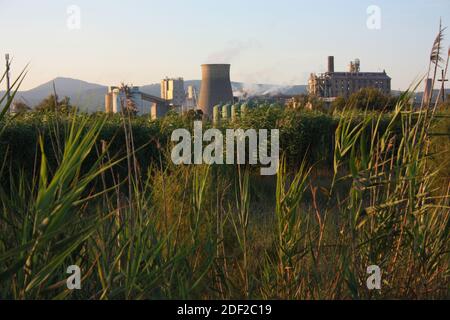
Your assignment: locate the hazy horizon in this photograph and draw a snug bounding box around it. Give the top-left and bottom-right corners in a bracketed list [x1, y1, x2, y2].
[1, 0, 449, 91]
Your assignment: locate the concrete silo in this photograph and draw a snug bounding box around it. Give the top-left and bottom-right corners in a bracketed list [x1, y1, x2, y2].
[198, 64, 234, 117]
[112, 88, 121, 113]
[231, 104, 239, 122]
[222, 104, 231, 120]
[213, 105, 221, 126]
[105, 93, 113, 113]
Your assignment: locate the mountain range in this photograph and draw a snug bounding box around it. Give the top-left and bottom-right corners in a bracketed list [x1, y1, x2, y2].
[1, 77, 308, 113]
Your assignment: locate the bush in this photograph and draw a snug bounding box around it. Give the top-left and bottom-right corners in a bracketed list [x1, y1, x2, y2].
[0, 108, 394, 179]
[332, 88, 399, 112]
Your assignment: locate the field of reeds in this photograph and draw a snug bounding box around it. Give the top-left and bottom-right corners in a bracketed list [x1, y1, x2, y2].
[0, 33, 449, 300]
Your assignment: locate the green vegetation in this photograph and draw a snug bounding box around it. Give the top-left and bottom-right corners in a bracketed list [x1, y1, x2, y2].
[1, 96, 448, 299]
[34, 94, 74, 113]
[0, 32, 449, 300]
[331, 87, 400, 111]
[2, 105, 399, 179]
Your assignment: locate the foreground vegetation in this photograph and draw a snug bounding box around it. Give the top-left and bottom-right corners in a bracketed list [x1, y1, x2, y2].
[0, 30, 449, 300]
[0, 94, 448, 299]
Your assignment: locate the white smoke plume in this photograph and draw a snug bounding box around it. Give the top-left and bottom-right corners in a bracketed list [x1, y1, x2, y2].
[205, 39, 260, 64]
[233, 83, 295, 98]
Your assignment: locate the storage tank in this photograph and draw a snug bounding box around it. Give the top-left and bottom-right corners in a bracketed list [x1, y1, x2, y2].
[112, 89, 121, 113]
[213, 105, 221, 126]
[241, 103, 249, 116]
[222, 104, 231, 120]
[105, 93, 112, 113]
[198, 64, 234, 117]
[231, 104, 239, 122]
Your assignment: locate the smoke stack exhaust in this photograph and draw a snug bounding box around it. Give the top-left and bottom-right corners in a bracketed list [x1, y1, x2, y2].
[328, 56, 335, 73]
[198, 64, 234, 116]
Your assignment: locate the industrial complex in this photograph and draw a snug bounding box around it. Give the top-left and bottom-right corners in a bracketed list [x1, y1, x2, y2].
[104, 57, 394, 118]
[104, 64, 234, 118]
[104, 85, 168, 119]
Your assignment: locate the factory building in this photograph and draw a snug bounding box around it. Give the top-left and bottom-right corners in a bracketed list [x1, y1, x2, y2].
[309, 56, 391, 99]
[161, 77, 185, 107]
[105, 86, 168, 119]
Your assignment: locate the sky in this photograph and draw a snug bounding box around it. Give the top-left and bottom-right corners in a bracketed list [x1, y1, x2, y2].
[1, 0, 449, 91]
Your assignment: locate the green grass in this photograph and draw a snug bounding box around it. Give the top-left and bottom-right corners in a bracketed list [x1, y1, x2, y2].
[0, 42, 449, 300]
[0, 99, 448, 299]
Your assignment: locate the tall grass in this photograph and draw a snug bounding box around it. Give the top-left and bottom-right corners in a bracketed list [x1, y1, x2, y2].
[0, 33, 449, 300]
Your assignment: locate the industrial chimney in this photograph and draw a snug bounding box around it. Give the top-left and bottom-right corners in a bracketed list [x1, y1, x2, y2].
[198, 64, 234, 116]
[328, 56, 335, 73]
[423, 78, 433, 107]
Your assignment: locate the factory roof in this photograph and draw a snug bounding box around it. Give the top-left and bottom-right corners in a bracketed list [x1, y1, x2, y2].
[325, 71, 391, 79]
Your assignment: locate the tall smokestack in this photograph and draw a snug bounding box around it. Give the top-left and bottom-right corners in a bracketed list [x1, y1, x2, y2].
[328, 56, 335, 73]
[423, 78, 433, 107]
[198, 64, 234, 116]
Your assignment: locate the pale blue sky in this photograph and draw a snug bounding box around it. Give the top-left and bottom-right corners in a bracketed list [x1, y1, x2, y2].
[1, 0, 449, 90]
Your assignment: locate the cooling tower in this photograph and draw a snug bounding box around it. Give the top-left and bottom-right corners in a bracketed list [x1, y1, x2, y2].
[198, 64, 234, 116]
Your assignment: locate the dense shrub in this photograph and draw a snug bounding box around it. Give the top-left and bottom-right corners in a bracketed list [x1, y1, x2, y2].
[332, 88, 400, 111]
[0, 108, 393, 177]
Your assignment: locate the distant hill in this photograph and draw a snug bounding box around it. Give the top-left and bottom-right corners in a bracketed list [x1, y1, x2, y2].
[1, 77, 108, 112]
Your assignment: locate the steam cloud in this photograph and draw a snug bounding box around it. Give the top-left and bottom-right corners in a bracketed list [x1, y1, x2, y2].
[205, 39, 260, 64]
